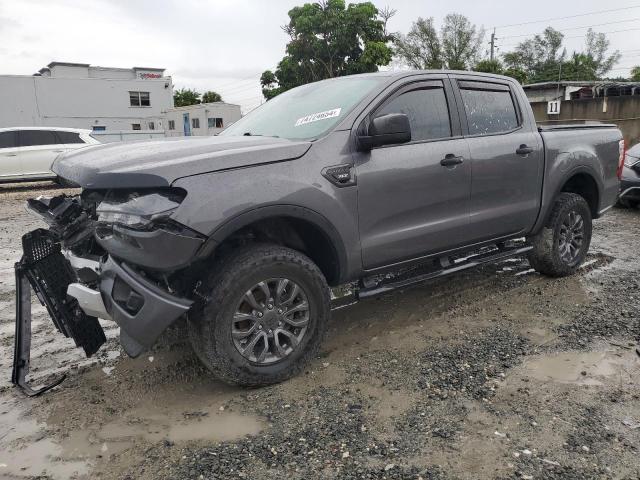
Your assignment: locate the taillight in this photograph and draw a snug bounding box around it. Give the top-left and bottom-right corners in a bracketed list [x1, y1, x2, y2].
[617, 139, 626, 180]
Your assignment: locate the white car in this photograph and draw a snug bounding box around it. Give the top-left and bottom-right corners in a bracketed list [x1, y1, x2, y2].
[0, 127, 100, 183]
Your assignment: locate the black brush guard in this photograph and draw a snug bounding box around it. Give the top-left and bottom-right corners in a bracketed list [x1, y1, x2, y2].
[12, 229, 106, 396]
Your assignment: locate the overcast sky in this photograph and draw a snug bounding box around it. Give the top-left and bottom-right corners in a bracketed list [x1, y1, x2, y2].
[1, 0, 639, 112]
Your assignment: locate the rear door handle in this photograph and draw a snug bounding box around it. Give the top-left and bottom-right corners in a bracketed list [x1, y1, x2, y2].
[516, 145, 534, 155]
[440, 154, 464, 167]
[52, 149, 64, 153]
[4, 153, 17, 157]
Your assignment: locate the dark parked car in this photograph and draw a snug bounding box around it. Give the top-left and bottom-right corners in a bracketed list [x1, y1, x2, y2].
[12, 71, 625, 393]
[618, 142, 640, 208]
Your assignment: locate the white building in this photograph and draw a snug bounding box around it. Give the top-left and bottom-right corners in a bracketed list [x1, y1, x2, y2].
[163, 102, 242, 137]
[0, 61, 173, 132]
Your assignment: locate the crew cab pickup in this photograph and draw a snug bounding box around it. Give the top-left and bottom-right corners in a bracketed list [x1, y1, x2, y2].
[12, 71, 625, 392]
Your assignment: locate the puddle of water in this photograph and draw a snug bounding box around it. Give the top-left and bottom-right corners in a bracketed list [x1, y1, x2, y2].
[520, 349, 639, 386]
[0, 398, 91, 480]
[98, 407, 263, 444]
[0, 437, 90, 479]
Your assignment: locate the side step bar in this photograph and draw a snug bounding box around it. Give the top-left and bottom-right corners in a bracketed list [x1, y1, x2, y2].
[330, 244, 532, 309]
[359, 245, 533, 299]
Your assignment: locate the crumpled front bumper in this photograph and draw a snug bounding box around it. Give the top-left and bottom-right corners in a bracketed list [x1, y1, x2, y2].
[67, 255, 193, 357]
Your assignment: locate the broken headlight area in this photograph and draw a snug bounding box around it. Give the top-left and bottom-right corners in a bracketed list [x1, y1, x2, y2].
[27, 194, 98, 250]
[95, 188, 187, 232]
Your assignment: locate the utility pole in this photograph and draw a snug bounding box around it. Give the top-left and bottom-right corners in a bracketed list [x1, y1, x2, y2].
[490, 29, 497, 61]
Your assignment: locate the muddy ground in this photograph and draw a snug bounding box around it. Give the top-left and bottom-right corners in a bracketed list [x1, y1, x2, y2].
[0, 181, 639, 480]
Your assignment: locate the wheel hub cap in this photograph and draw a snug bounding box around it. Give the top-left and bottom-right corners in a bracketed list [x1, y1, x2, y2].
[232, 278, 310, 364]
[558, 211, 584, 263]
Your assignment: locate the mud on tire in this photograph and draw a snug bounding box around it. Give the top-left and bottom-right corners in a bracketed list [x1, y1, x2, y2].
[187, 244, 330, 386]
[528, 192, 592, 277]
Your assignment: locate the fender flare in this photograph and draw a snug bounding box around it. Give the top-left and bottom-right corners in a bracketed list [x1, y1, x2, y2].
[533, 164, 603, 232]
[199, 204, 349, 283]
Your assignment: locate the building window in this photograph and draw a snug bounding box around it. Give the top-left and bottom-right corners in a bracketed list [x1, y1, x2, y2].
[132, 124, 141, 130]
[129, 91, 150, 107]
[168, 120, 175, 130]
[148, 121, 155, 130]
[192, 118, 200, 129]
[208, 117, 224, 128]
[92, 126, 106, 131]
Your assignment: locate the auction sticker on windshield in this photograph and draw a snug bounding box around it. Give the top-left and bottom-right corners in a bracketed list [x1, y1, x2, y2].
[295, 108, 342, 127]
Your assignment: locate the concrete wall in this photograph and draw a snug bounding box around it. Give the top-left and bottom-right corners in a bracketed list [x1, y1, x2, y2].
[531, 96, 640, 147]
[0, 75, 173, 131]
[164, 102, 242, 137]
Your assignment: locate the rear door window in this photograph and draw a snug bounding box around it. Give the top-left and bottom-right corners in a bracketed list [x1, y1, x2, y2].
[376, 84, 452, 142]
[18, 130, 61, 147]
[56, 131, 84, 144]
[0, 131, 18, 149]
[459, 82, 519, 135]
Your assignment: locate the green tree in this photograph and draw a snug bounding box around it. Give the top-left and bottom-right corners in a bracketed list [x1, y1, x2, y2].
[441, 13, 484, 70]
[474, 59, 502, 74]
[503, 27, 566, 83]
[502, 27, 620, 83]
[202, 91, 223, 103]
[394, 17, 443, 69]
[584, 29, 621, 77]
[394, 14, 483, 70]
[173, 88, 201, 107]
[502, 67, 528, 84]
[261, 0, 393, 100]
[631, 66, 640, 81]
[472, 59, 527, 84]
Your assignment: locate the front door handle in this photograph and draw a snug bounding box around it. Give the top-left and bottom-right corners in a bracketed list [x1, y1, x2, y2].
[52, 149, 64, 153]
[4, 153, 17, 157]
[516, 145, 534, 155]
[440, 154, 464, 167]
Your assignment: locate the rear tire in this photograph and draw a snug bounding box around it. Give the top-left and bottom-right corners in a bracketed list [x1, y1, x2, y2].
[528, 193, 592, 277]
[187, 244, 330, 386]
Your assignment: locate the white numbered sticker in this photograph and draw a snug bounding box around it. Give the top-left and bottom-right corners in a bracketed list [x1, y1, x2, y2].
[295, 108, 342, 127]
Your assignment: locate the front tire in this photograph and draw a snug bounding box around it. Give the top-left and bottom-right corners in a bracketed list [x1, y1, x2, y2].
[528, 193, 592, 277]
[188, 244, 330, 386]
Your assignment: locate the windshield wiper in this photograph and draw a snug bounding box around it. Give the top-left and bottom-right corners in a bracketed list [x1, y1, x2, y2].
[242, 132, 279, 138]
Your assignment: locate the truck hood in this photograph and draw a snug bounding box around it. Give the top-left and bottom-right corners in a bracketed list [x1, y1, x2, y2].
[52, 135, 313, 189]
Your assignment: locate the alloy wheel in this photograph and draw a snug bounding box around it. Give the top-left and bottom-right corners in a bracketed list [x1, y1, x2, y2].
[231, 278, 310, 364]
[558, 210, 584, 263]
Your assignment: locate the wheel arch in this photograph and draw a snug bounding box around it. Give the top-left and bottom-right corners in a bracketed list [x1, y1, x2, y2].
[558, 169, 601, 218]
[201, 205, 348, 286]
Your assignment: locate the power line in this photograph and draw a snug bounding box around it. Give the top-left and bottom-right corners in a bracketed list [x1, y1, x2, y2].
[218, 83, 261, 96]
[493, 5, 640, 29]
[500, 27, 640, 48]
[209, 73, 262, 90]
[499, 18, 640, 40]
[565, 27, 640, 39]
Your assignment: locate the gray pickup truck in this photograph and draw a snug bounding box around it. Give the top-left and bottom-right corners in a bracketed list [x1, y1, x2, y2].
[12, 71, 625, 393]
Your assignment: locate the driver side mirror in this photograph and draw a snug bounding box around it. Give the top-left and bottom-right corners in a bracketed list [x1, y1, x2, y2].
[357, 113, 411, 151]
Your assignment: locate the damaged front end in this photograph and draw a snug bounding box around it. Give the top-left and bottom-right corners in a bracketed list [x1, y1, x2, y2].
[13, 189, 203, 395]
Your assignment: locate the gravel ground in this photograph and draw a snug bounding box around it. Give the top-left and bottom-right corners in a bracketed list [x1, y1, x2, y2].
[0, 181, 639, 480]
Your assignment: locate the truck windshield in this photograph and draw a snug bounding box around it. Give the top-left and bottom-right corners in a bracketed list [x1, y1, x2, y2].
[220, 77, 383, 141]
